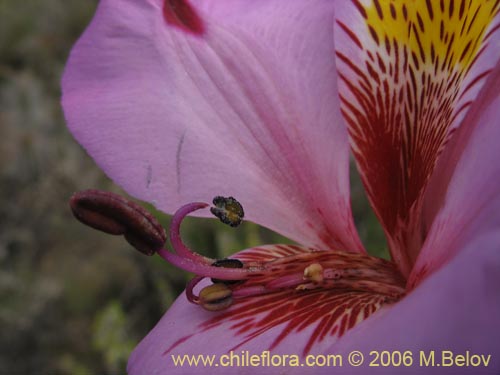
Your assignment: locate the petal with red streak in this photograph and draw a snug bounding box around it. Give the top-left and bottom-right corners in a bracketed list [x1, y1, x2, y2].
[334, 0, 500, 274]
[412, 60, 500, 285]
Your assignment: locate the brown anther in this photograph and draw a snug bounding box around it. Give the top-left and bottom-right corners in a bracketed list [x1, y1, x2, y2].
[303, 263, 324, 283]
[211, 258, 245, 285]
[69, 190, 166, 256]
[210, 196, 244, 227]
[199, 283, 233, 311]
[212, 258, 244, 269]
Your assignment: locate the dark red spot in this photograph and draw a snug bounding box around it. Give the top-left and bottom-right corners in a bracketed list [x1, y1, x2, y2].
[163, 0, 205, 35]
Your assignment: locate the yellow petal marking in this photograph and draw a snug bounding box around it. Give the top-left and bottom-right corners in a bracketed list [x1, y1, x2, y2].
[363, 0, 499, 71]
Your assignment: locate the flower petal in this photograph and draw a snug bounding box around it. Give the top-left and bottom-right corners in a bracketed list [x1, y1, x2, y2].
[62, 0, 363, 252]
[128, 244, 401, 374]
[410, 61, 500, 285]
[334, 0, 500, 274]
[329, 231, 500, 374]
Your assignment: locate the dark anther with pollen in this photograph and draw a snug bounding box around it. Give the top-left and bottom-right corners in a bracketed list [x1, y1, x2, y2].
[211, 258, 245, 285]
[210, 196, 245, 227]
[198, 283, 233, 311]
[69, 190, 166, 256]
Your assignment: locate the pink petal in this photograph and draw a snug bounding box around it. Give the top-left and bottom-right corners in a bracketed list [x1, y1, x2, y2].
[62, 0, 363, 252]
[329, 231, 500, 374]
[411, 61, 500, 285]
[333, 1, 500, 275]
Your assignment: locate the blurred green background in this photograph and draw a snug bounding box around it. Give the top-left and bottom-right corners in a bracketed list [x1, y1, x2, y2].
[0, 1, 386, 374]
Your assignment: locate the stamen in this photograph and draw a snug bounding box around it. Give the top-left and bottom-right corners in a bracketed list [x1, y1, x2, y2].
[164, 198, 262, 281]
[69, 190, 166, 256]
[157, 249, 255, 280]
[211, 258, 245, 285]
[186, 276, 204, 304]
[198, 283, 233, 311]
[212, 258, 244, 268]
[169, 202, 214, 264]
[210, 196, 245, 227]
[228, 250, 406, 309]
[303, 263, 324, 283]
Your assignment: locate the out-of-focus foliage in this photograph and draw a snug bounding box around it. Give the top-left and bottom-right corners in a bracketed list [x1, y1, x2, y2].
[0, 1, 386, 374]
[92, 301, 136, 373]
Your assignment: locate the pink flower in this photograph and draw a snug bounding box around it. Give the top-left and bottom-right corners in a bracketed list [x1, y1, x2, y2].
[62, 0, 500, 373]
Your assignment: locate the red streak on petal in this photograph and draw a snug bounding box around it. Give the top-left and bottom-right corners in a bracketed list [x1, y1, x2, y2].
[163, 290, 390, 357]
[164, 334, 193, 354]
[163, 0, 205, 35]
[407, 262, 430, 290]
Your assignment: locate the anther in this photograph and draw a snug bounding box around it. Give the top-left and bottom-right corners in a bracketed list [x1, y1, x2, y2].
[212, 258, 244, 269]
[211, 258, 245, 285]
[69, 190, 166, 256]
[199, 283, 233, 311]
[303, 263, 324, 283]
[210, 196, 244, 227]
